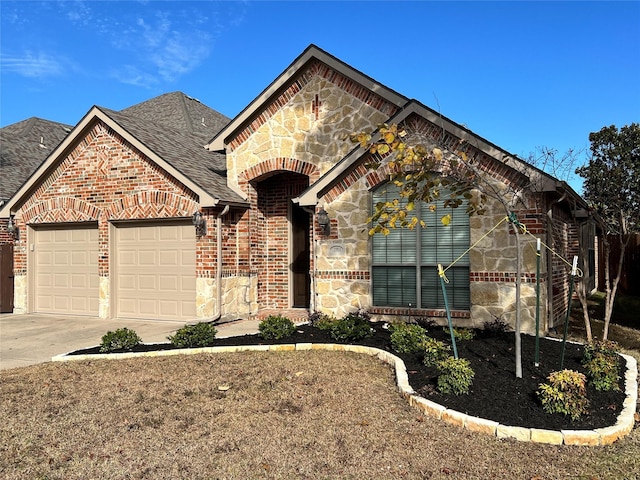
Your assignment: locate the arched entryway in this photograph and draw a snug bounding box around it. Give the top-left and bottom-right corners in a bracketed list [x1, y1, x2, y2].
[253, 172, 310, 310]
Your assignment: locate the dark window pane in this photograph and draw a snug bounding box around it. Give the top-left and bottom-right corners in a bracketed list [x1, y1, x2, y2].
[372, 267, 416, 307]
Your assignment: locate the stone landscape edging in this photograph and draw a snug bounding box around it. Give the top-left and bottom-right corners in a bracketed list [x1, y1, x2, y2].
[52, 342, 638, 446]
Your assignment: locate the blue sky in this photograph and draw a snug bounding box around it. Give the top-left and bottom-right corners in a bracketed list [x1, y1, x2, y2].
[1, 1, 639, 191]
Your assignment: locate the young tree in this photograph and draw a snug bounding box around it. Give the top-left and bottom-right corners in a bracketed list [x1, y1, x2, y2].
[525, 146, 596, 343]
[576, 123, 640, 340]
[351, 124, 530, 378]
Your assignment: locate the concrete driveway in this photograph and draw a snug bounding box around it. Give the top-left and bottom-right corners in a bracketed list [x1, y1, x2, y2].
[0, 313, 261, 370]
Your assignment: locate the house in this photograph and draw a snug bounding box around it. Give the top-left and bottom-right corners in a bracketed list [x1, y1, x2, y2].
[0, 45, 596, 332]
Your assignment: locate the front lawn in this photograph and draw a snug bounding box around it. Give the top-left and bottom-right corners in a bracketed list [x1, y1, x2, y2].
[1, 349, 639, 479]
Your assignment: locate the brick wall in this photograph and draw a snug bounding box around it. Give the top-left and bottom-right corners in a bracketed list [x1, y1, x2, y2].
[252, 173, 309, 309]
[13, 121, 198, 278]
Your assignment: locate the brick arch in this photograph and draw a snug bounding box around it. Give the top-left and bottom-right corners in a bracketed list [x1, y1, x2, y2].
[107, 191, 198, 220]
[241, 158, 320, 185]
[22, 197, 100, 224]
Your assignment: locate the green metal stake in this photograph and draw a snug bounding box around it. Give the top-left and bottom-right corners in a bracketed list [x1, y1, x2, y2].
[560, 256, 578, 370]
[534, 238, 541, 367]
[438, 264, 458, 359]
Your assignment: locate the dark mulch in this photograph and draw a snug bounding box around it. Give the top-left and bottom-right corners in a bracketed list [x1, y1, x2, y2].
[70, 322, 627, 431]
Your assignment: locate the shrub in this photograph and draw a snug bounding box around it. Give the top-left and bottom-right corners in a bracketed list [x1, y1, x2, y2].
[330, 311, 372, 343]
[444, 327, 475, 341]
[537, 369, 590, 421]
[583, 352, 620, 392]
[389, 322, 428, 354]
[259, 315, 297, 340]
[168, 322, 218, 348]
[583, 339, 620, 362]
[100, 327, 142, 353]
[482, 315, 510, 335]
[582, 340, 620, 392]
[308, 311, 338, 331]
[422, 337, 451, 367]
[415, 317, 438, 330]
[436, 356, 475, 395]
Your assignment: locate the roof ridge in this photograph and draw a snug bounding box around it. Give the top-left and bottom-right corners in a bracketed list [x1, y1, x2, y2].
[177, 92, 195, 134]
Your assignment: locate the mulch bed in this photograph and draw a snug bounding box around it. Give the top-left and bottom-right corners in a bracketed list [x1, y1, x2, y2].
[70, 322, 627, 431]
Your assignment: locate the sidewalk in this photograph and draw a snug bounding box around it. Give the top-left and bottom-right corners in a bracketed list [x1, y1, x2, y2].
[0, 314, 261, 370]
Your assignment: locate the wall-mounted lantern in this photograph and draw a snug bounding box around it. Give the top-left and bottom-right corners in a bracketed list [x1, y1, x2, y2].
[317, 207, 330, 235]
[192, 211, 207, 237]
[6, 216, 19, 240]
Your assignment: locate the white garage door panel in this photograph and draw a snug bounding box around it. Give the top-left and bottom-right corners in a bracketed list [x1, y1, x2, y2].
[115, 223, 196, 320]
[34, 226, 99, 315]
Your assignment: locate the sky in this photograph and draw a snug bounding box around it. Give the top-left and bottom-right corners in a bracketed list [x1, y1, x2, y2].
[1, 1, 639, 192]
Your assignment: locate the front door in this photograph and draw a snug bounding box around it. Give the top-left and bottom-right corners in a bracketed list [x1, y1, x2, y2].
[291, 203, 310, 308]
[0, 244, 14, 313]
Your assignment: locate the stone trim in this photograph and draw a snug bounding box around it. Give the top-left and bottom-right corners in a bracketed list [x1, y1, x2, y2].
[52, 345, 637, 446]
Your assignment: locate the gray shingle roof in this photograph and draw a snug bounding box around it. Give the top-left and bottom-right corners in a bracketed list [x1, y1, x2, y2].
[0, 117, 72, 201]
[121, 91, 230, 144]
[1, 92, 245, 206]
[99, 106, 245, 204]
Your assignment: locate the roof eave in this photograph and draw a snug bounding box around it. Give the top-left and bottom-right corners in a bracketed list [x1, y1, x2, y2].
[295, 100, 579, 208]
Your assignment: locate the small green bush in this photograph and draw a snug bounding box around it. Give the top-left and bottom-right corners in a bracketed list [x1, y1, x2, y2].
[415, 317, 438, 330]
[308, 311, 338, 331]
[584, 352, 620, 392]
[389, 322, 428, 354]
[482, 315, 510, 335]
[583, 339, 620, 362]
[436, 356, 475, 395]
[582, 340, 620, 392]
[100, 327, 142, 353]
[423, 337, 451, 367]
[259, 315, 297, 340]
[537, 369, 590, 421]
[168, 322, 218, 348]
[330, 311, 372, 343]
[444, 327, 475, 341]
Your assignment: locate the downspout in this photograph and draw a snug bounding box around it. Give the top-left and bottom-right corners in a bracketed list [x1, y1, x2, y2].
[213, 205, 230, 322]
[546, 189, 567, 329]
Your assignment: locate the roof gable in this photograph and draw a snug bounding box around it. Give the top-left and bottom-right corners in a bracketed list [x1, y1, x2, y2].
[295, 100, 561, 207]
[0, 105, 245, 216]
[205, 44, 408, 152]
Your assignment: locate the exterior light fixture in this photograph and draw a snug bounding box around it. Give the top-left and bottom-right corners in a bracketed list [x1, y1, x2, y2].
[317, 207, 330, 235]
[192, 211, 207, 237]
[6, 216, 19, 240]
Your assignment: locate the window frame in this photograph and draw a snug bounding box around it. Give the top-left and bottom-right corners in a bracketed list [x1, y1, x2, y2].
[370, 183, 471, 310]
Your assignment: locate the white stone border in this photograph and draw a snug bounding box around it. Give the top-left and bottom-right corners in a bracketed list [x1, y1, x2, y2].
[53, 343, 638, 446]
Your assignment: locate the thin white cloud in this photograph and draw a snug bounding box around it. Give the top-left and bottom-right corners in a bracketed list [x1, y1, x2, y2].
[110, 65, 160, 89]
[2, 1, 246, 88]
[1, 52, 65, 78]
[108, 10, 214, 85]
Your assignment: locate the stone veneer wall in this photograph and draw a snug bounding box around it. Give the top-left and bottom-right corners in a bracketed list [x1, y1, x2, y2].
[316, 162, 551, 334]
[315, 179, 371, 317]
[225, 63, 398, 315]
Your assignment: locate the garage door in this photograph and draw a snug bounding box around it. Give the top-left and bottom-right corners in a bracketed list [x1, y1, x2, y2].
[33, 225, 99, 315]
[115, 222, 196, 320]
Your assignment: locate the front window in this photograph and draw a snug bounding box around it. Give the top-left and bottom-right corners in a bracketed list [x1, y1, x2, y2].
[371, 183, 470, 310]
